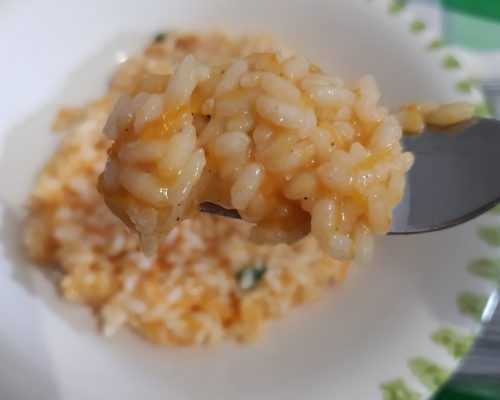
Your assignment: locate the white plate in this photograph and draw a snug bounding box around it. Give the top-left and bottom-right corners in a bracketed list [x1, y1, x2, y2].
[0, 0, 497, 399]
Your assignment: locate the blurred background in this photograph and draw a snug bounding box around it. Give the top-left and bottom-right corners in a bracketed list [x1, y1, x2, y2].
[405, 2, 500, 398]
[407, 0, 500, 117]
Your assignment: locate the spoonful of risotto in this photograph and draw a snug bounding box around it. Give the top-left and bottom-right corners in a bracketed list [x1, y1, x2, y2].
[200, 112, 500, 237]
[98, 52, 500, 260]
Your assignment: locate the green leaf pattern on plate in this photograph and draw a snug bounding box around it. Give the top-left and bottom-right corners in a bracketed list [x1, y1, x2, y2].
[455, 78, 476, 94]
[379, 1, 492, 398]
[380, 379, 421, 400]
[478, 226, 500, 246]
[388, 0, 406, 15]
[427, 38, 445, 50]
[442, 54, 461, 69]
[431, 327, 474, 359]
[457, 291, 489, 322]
[408, 358, 451, 392]
[410, 19, 426, 33]
[468, 258, 500, 284]
[474, 101, 492, 118]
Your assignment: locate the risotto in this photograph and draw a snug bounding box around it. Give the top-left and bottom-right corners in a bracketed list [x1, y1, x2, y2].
[396, 101, 475, 135]
[25, 32, 354, 345]
[98, 49, 414, 261]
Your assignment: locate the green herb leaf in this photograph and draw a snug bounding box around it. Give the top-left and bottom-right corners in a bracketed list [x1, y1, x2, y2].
[236, 263, 267, 290]
[457, 291, 488, 322]
[153, 32, 167, 43]
[408, 358, 451, 392]
[442, 54, 461, 69]
[431, 327, 474, 359]
[410, 20, 426, 33]
[491, 204, 500, 214]
[380, 379, 421, 400]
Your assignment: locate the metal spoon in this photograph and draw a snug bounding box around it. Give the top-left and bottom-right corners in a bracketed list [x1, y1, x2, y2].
[200, 117, 500, 234]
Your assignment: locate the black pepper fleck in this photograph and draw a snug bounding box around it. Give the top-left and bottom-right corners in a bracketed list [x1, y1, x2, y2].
[304, 197, 309, 200]
[153, 32, 167, 43]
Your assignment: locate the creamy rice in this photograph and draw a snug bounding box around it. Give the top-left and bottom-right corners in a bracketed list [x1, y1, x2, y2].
[396, 101, 475, 135]
[25, 32, 352, 345]
[99, 50, 414, 262]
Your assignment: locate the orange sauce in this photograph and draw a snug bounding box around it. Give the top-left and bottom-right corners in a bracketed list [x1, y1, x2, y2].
[140, 105, 190, 141]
